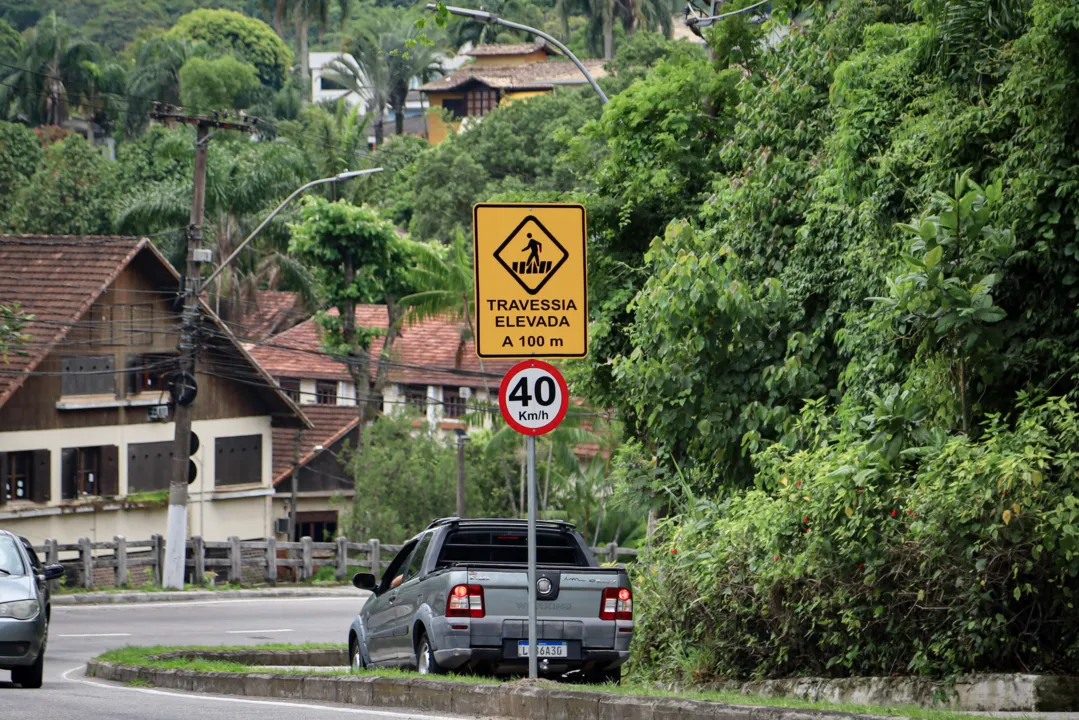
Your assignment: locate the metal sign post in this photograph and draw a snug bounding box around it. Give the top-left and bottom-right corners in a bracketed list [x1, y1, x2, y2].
[498, 359, 570, 679]
[526, 434, 538, 680]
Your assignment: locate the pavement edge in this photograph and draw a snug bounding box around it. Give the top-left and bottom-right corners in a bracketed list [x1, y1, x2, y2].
[84, 658, 909, 720]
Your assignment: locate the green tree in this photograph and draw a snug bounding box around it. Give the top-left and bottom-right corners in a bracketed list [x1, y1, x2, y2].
[114, 137, 308, 311]
[0, 303, 32, 363]
[8, 132, 116, 235]
[277, 99, 369, 183]
[125, 35, 201, 135]
[179, 55, 261, 111]
[557, 0, 677, 59]
[0, 121, 44, 224]
[338, 414, 514, 541]
[873, 172, 1017, 434]
[0, 12, 98, 126]
[345, 12, 443, 137]
[0, 18, 21, 66]
[288, 198, 418, 438]
[166, 8, 293, 89]
[322, 51, 388, 146]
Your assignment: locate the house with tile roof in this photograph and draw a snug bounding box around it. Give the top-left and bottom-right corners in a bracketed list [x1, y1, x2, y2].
[227, 290, 310, 342]
[0, 235, 309, 547]
[247, 305, 516, 540]
[419, 40, 608, 144]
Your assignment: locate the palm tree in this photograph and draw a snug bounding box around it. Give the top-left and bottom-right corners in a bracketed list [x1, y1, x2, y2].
[77, 59, 126, 144]
[277, 99, 370, 183]
[124, 36, 200, 137]
[346, 13, 444, 140]
[114, 140, 312, 321]
[556, 0, 676, 59]
[259, 0, 353, 94]
[322, 53, 388, 146]
[0, 13, 97, 126]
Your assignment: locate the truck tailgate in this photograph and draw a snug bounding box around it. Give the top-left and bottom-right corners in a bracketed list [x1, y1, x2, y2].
[462, 566, 627, 649]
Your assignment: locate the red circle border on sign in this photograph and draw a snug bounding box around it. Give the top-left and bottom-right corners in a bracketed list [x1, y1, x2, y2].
[498, 359, 570, 436]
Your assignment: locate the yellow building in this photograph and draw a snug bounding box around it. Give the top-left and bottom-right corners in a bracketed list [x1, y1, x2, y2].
[420, 40, 608, 144]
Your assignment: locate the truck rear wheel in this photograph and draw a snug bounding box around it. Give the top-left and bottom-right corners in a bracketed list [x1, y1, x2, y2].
[416, 632, 446, 675]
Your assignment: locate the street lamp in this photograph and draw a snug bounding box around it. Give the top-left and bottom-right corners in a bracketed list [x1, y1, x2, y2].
[204, 168, 384, 288]
[424, 4, 609, 105]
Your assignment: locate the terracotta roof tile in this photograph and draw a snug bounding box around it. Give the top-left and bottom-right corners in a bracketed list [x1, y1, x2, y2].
[419, 59, 608, 93]
[248, 305, 516, 388]
[0, 235, 147, 408]
[272, 405, 360, 485]
[230, 290, 309, 341]
[0, 234, 311, 427]
[465, 42, 551, 57]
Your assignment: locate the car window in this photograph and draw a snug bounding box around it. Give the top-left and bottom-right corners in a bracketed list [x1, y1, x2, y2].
[20, 539, 42, 572]
[402, 533, 432, 583]
[0, 536, 27, 576]
[379, 540, 417, 594]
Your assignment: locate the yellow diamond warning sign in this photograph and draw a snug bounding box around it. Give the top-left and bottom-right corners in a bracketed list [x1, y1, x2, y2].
[474, 203, 587, 359]
[494, 216, 568, 295]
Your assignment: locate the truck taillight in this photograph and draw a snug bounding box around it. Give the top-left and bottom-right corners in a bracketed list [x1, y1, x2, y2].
[447, 584, 485, 618]
[600, 587, 632, 621]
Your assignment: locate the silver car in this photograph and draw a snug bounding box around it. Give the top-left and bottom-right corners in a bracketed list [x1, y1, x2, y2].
[0, 531, 64, 689]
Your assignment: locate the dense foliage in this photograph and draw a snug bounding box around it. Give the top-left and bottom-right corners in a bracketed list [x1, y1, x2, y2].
[607, 0, 1079, 682]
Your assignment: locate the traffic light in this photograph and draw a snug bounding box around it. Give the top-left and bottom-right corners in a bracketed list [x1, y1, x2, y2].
[188, 432, 200, 485]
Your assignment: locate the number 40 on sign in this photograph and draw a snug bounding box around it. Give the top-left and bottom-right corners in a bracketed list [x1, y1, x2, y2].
[498, 360, 569, 436]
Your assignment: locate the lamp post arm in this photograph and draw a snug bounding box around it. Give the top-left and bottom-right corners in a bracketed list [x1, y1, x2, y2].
[426, 4, 609, 104]
[203, 168, 384, 288]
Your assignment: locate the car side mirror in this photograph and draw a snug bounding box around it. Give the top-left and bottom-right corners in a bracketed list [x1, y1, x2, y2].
[43, 564, 65, 580]
[352, 572, 377, 591]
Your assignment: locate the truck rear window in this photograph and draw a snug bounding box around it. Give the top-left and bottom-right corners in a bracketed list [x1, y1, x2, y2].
[436, 529, 586, 567]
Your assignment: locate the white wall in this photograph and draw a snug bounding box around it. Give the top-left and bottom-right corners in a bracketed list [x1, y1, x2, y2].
[0, 416, 275, 544]
[338, 381, 356, 407]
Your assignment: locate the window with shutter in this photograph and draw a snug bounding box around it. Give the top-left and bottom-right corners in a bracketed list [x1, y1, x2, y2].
[61, 446, 106, 497]
[215, 435, 263, 486]
[127, 441, 175, 493]
[61, 356, 116, 396]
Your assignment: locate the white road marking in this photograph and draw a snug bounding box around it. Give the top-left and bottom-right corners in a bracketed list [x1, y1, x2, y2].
[56, 633, 132, 638]
[53, 597, 361, 611]
[225, 628, 293, 634]
[60, 665, 466, 719]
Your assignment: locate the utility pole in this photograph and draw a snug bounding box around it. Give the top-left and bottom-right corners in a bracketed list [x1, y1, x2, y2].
[289, 427, 302, 542]
[454, 430, 468, 517]
[149, 105, 259, 590]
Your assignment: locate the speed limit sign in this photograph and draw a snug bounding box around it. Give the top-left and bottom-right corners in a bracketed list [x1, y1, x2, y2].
[498, 360, 569, 436]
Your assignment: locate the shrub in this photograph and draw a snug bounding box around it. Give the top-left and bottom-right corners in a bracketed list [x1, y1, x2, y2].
[632, 395, 1079, 681]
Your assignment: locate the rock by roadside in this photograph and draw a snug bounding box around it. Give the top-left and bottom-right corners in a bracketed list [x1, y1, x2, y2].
[53, 586, 369, 605]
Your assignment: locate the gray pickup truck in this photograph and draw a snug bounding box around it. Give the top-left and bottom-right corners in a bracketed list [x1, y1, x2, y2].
[348, 517, 633, 682]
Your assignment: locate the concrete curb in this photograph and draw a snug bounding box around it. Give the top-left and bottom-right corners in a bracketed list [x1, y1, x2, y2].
[85, 659, 906, 720]
[53, 587, 367, 605]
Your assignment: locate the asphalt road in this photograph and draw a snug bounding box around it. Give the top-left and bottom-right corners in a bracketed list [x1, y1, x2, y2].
[0, 595, 480, 720]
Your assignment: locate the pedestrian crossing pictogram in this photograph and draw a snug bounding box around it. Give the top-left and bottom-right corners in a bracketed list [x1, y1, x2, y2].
[494, 216, 568, 295]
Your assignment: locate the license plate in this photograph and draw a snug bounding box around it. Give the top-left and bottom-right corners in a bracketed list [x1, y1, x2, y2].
[517, 641, 567, 658]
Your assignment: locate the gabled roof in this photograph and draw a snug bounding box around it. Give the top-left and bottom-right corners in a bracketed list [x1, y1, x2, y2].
[0, 235, 310, 427]
[247, 304, 515, 387]
[272, 405, 360, 486]
[229, 290, 309, 342]
[465, 41, 552, 57]
[419, 59, 608, 94]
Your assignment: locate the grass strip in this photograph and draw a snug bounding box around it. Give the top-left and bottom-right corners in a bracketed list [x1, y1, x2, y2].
[94, 645, 995, 720]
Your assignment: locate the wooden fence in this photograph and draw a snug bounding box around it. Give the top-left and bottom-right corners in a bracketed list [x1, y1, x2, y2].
[31, 536, 640, 590]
